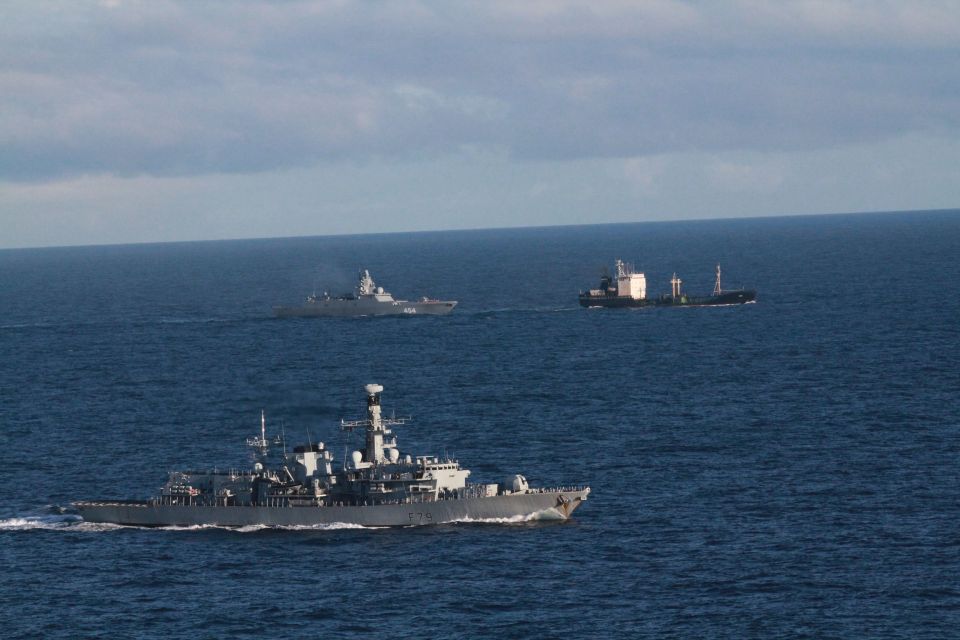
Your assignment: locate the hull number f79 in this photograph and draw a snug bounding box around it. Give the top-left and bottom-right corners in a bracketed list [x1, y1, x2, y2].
[409, 512, 433, 522]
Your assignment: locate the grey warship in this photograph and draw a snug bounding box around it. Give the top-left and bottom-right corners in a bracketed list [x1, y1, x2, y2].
[274, 269, 457, 317]
[74, 384, 590, 528]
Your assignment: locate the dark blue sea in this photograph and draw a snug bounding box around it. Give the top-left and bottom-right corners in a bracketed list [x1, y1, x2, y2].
[2, 210, 959, 639]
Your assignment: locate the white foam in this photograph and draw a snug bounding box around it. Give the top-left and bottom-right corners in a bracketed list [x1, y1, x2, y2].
[1, 514, 388, 533]
[232, 522, 378, 532]
[2, 512, 553, 532]
[0, 514, 116, 531]
[452, 508, 566, 525]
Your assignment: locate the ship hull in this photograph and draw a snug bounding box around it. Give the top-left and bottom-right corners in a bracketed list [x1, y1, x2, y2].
[657, 290, 756, 306]
[579, 289, 756, 308]
[578, 296, 657, 309]
[74, 489, 589, 528]
[274, 299, 457, 318]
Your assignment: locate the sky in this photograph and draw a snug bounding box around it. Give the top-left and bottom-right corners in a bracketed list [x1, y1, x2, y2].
[2, 1, 959, 249]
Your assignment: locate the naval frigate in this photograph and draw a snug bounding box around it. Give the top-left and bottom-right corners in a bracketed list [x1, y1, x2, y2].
[274, 269, 457, 317]
[74, 385, 590, 528]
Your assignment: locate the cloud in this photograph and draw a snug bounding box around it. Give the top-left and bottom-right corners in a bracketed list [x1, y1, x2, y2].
[3, 131, 959, 248]
[706, 160, 785, 193]
[1, 1, 959, 182]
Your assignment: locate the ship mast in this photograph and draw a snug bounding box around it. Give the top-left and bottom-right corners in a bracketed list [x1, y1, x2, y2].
[357, 269, 375, 296]
[246, 410, 271, 462]
[671, 273, 682, 298]
[366, 384, 384, 461]
[713, 264, 722, 296]
[341, 384, 408, 464]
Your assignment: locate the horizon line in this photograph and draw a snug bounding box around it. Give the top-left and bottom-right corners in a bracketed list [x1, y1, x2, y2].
[2, 207, 957, 252]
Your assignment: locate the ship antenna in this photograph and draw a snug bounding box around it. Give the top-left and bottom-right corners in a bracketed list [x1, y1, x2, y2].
[246, 409, 270, 459]
[281, 420, 287, 456]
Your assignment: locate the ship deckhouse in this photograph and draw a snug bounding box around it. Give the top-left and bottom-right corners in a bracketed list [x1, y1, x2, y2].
[340, 384, 471, 498]
[356, 270, 397, 302]
[614, 259, 647, 300]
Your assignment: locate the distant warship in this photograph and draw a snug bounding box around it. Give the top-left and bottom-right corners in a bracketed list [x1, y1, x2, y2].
[274, 269, 457, 317]
[580, 260, 756, 308]
[74, 385, 590, 528]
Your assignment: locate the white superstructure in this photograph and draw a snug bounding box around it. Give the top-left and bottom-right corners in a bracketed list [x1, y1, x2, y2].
[615, 259, 647, 300]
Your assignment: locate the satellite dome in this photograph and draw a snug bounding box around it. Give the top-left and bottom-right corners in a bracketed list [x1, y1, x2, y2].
[510, 475, 529, 493]
[365, 383, 384, 395]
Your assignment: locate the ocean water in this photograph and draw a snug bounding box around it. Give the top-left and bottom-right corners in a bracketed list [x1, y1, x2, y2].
[1, 210, 959, 638]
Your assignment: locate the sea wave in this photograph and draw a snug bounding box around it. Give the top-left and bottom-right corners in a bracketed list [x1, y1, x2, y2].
[0, 514, 125, 532]
[231, 522, 380, 532]
[0, 514, 383, 533]
[451, 508, 566, 525]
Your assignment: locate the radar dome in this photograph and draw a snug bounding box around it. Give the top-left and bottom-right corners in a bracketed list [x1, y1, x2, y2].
[388, 448, 400, 463]
[510, 474, 529, 493]
[365, 383, 384, 395]
[351, 451, 363, 467]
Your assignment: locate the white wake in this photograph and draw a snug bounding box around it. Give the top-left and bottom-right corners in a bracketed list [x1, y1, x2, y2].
[0, 514, 383, 533]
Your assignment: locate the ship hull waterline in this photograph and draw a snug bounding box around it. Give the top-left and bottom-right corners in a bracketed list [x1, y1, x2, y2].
[579, 289, 757, 308]
[274, 299, 457, 318]
[74, 489, 589, 528]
